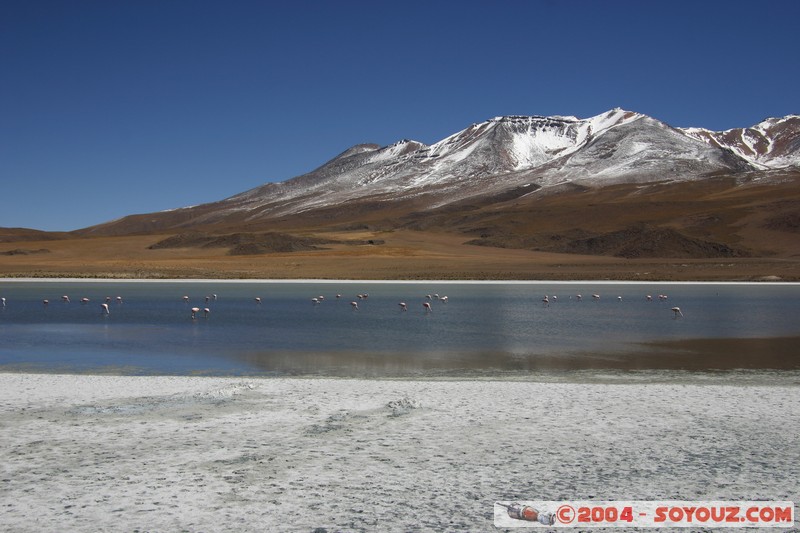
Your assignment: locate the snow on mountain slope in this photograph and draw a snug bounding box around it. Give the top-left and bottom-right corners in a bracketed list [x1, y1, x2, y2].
[545, 114, 754, 185]
[682, 115, 800, 169]
[86, 109, 799, 234]
[191, 109, 798, 224]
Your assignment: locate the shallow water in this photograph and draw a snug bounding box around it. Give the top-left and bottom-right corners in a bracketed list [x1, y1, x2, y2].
[0, 280, 798, 376]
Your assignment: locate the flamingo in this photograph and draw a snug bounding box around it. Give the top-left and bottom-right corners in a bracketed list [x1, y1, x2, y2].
[254, 297, 262, 304]
[671, 307, 683, 318]
[542, 295, 550, 306]
[617, 296, 623, 301]
[592, 294, 600, 299]
[81, 297, 90, 304]
[576, 294, 582, 300]
[183, 296, 190, 303]
[62, 295, 70, 303]
[203, 307, 210, 318]
[440, 296, 448, 303]
[100, 303, 110, 315]
[646, 295, 652, 301]
[1, 297, 6, 307]
[398, 302, 407, 311]
[311, 297, 320, 305]
[42, 299, 49, 306]
[350, 301, 359, 310]
[191, 307, 200, 319]
[116, 296, 123, 304]
[423, 302, 432, 313]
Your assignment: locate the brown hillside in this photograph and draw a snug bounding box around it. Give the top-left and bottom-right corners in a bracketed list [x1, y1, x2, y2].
[1, 173, 799, 281]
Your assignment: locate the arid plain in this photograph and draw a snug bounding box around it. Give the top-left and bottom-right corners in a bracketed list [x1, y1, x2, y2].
[1, 229, 799, 281]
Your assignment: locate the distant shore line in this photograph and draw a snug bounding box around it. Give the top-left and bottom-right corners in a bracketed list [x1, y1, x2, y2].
[2, 277, 798, 285]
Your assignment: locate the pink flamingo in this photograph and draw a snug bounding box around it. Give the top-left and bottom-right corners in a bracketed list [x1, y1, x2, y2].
[671, 307, 683, 318]
[398, 302, 407, 311]
[100, 303, 110, 315]
[350, 301, 359, 310]
[423, 302, 432, 313]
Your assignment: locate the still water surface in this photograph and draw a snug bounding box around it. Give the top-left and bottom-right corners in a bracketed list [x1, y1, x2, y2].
[0, 281, 798, 376]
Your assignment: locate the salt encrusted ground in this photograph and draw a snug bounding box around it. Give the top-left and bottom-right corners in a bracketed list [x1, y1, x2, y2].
[1, 373, 798, 532]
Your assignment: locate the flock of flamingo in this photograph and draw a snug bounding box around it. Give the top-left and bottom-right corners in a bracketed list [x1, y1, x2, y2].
[0, 290, 684, 318]
[539, 292, 682, 317]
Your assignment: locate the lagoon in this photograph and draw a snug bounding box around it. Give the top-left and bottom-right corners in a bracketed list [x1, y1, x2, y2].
[1, 280, 798, 376]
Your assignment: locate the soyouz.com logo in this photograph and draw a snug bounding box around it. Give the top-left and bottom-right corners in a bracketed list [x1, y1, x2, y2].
[494, 501, 794, 528]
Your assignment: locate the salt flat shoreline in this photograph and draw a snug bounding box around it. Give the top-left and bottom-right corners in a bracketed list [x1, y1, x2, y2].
[2, 373, 798, 532]
[2, 277, 799, 285]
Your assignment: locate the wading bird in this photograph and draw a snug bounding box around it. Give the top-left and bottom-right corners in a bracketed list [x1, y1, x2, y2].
[671, 307, 683, 318]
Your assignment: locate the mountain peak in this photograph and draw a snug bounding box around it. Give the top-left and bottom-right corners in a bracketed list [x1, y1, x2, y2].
[81, 108, 800, 237]
[682, 114, 799, 168]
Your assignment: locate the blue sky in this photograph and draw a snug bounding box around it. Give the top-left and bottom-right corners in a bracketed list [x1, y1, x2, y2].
[2, 0, 798, 231]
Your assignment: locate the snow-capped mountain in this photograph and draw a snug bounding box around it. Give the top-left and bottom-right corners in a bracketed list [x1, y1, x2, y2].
[213, 109, 797, 218]
[683, 115, 800, 169]
[83, 109, 800, 234]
